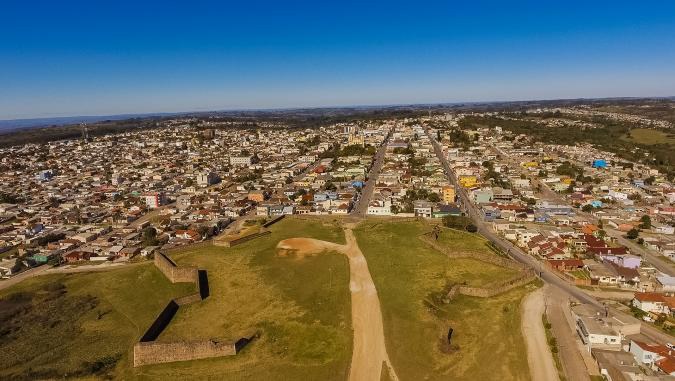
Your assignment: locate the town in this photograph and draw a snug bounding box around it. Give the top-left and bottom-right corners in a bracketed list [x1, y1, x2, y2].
[1, 102, 675, 380]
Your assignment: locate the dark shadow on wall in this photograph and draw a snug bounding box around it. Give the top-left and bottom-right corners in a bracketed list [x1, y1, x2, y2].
[139, 300, 179, 342]
[198, 270, 209, 299]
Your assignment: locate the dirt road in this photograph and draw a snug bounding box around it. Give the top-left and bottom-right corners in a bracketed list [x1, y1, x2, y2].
[276, 227, 399, 381]
[521, 286, 558, 381]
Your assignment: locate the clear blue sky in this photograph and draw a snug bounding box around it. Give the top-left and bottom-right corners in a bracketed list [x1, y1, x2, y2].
[2, 1, 675, 119]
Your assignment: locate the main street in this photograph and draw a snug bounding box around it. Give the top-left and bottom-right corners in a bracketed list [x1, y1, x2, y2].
[425, 128, 603, 308]
[426, 128, 675, 346]
[351, 128, 393, 217]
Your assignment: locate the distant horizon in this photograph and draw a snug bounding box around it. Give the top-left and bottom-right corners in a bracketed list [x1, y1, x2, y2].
[1, 94, 673, 131]
[3, 1, 675, 120]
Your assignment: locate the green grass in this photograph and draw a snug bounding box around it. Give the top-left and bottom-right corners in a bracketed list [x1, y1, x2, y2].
[128, 216, 350, 380]
[0, 217, 351, 381]
[435, 226, 493, 255]
[354, 220, 533, 381]
[570, 270, 590, 280]
[622, 128, 675, 145]
[0, 262, 194, 380]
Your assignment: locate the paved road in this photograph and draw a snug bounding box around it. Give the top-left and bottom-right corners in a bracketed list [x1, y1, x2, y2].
[521, 286, 559, 381]
[426, 128, 675, 346]
[606, 228, 675, 276]
[0, 265, 49, 291]
[547, 286, 594, 381]
[351, 129, 393, 217]
[426, 129, 604, 308]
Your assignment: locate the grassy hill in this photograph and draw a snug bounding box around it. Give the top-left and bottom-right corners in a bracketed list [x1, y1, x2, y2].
[354, 220, 535, 381]
[0, 217, 351, 380]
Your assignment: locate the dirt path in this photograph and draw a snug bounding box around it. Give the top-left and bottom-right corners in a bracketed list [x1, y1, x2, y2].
[521, 286, 558, 381]
[276, 227, 399, 381]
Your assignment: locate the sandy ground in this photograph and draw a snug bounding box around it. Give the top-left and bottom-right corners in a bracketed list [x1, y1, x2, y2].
[276, 227, 399, 381]
[276, 237, 344, 258]
[521, 286, 558, 381]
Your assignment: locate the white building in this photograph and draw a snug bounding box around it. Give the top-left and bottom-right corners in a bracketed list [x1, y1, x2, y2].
[367, 199, 392, 216]
[229, 156, 253, 166]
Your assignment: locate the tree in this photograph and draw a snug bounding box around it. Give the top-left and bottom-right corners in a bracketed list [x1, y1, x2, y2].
[465, 224, 478, 233]
[428, 193, 441, 203]
[142, 227, 158, 247]
[581, 204, 593, 213]
[626, 228, 639, 240]
[640, 215, 651, 229]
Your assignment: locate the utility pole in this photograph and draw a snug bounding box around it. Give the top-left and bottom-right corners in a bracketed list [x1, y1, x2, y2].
[81, 123, 89, 142]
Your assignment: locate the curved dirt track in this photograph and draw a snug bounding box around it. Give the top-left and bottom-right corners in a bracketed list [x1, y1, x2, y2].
[521, 286, 558, 381]
[276, 228, 399, 381]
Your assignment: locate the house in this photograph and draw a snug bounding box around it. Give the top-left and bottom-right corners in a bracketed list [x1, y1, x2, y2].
[247, 190, 266, 203]
[432, 204, 462, 218]
[592, 349, 641, 381]
[64, 250, 92, 262]
[367, 199, 392, 216]
[175, 230, 201, 242]
[547, 259, 584, 271]
[631, 292, 675, 314]
[629, 340, 675, 376]
[0, 258, 17, 278]
[572, 304, 640, 352]
[653, 223, 675, 235]
[656, 276, 675, 292]
[413, 200, 434, 218]
[141, 246, 160, 257]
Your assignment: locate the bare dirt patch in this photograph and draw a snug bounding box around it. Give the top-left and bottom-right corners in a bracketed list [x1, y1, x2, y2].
[276, 238, 342, 259]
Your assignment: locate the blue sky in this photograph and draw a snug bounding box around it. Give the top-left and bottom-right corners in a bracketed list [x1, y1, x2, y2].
[1, 1, 675, 119]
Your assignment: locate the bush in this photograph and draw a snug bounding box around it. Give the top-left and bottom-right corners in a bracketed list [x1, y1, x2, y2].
[465, 224, 478, 233]
[626, 228, 639, 240]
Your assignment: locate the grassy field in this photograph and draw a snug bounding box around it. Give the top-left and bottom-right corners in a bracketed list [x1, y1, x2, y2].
[0, 263, 194, 380]
[622, 128, 675, 145]
[0, 216, 351, 380]
[354, 220, 534, 381]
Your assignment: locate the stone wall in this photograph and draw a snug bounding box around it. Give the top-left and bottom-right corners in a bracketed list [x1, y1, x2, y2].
[154, 252, 199, 283]
[419, 233, 525, 271]
[262, 215, 285, 228]
[420, 230, 536, 300]
[455, 270, 536, 298]
[174, 293, 203, 306]
[163, 240, 214, 254]
[213, 230, 271, 248]
[133, 339, 236, 367]
[134, 250, 254, 367]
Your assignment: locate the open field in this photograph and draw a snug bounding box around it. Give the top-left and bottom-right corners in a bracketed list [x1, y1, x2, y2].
[0, 217, 351, 380]
[621, 128, 675, 145]
[0, 262, 194, 380]
[354, 220, 534, 381]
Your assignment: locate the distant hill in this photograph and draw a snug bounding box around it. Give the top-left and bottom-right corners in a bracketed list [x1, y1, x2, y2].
[0, 113, 177, 133]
